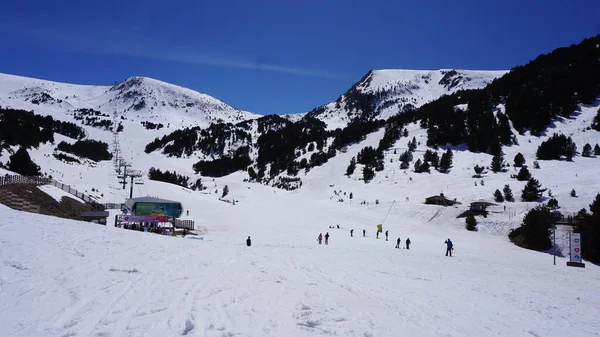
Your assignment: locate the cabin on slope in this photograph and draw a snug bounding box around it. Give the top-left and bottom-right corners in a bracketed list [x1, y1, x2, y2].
[424, 194, 461, 206]
[469, 201, 496, 213]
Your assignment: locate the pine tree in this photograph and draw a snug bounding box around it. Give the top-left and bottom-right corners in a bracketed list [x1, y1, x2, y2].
[408, 137, 417, 152]
[489, 137, 503, 156]
[474, 164, 485, 175]
[521, 178, 546, 201]
[503, 184, 514, 202]
[517, 167, 531, 181]
[592, 108, 600, 131]
[438, 150, 452, 173]
[466, 215, 478, 231]
[547, 198, 559, 210]
[222, 185, 229, 198]
[494, 189, 505, 202]
[574, 194, 600, 262]
[490, 155, 506, 173]
[582, 143, 592, 157]
[514, 152, 525, 167]
[508, 205, 552, 251]
[7, 147, 41, 176]
[571, 188, 577, 197]
[414, 158, 422, 172]
[403, 128, 409, 137]
[346, 157, 356, 176]
[595, 144, 600, 156]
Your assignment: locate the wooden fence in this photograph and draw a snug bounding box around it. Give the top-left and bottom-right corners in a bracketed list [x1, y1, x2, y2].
[0, 175, 51, 187]
[0, 174, 99, 206]
[174, 219, 195, 230]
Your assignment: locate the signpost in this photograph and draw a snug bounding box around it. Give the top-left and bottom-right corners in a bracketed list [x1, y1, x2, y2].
[567, 232, 585, 268]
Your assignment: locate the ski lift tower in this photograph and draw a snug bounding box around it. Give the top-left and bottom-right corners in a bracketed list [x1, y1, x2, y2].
[124, 169, 143, 199]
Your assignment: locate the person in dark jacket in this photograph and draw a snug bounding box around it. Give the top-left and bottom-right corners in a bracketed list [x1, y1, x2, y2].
[405, 237, 411, 249]
[385, 230, 389, 241]
[363, 229, 366, 237]
[246, 236, 251, 247]
[350, 229, 354, 237]
[445, 238, 453, 256]
[395, 237, 401, 249]
[318, 233, 323, 244]
[325, 232, 330, 245]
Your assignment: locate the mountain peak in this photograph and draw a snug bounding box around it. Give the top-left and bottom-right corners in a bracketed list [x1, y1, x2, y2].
[308, 68, 507, 129]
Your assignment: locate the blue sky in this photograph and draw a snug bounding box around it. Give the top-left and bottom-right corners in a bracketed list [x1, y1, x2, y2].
[0, 0, 598, 115]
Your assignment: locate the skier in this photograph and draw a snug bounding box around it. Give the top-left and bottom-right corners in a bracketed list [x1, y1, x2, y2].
[395, 237, 401, 249]
[445, 238, 453, 256]
[318, 233, 323, 245]
[246, 236, 251, 247]
[350, 229, 354, 237]
[385, 230, 389, 241]
[405, 237, 411, 249]
[376, 231, 379, 239]
[325, 232, 330, 245]
[363, 229, 366, 237]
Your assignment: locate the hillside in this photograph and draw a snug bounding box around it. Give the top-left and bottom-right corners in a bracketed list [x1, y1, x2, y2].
[307, 69, 506, 130]
[0, 72, 259, 129]
[2, 187, 600, 337]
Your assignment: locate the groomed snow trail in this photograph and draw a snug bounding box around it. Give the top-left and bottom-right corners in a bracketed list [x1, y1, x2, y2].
[1, 200, 600, 337]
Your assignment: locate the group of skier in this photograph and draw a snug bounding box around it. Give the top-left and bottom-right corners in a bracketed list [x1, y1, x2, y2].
[245, 230, 454, 257]
[317, 232, 330, 245]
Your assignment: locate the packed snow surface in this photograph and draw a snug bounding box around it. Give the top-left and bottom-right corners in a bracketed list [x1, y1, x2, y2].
[37, 185, 85, 204]
[1, 192, 599, 337]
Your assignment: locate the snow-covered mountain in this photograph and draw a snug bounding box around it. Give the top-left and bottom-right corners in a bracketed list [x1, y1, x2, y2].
[0, 73, 259, 128]
[308, 69, 507, 129]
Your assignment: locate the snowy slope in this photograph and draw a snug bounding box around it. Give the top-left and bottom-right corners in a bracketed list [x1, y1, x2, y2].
[308, 69, 506, 129]
[0, 72, 259, 129]
[2, 188, 600, 337]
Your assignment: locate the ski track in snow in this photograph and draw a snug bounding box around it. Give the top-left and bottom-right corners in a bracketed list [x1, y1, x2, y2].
[1, 202, 600, 337]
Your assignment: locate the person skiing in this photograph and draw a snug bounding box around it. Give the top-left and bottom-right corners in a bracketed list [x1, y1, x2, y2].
[376, 231, 379, 239]
[246, 236, 251, 247]
[445, 238, 453, 256]
[395, 237, 401, 249]
[385, 230, 389, 241]
[350, 229, 354, 237]
[363, 229, 366, 237]
[318, 233, 323, 245]
[405, 237, 411, 249]
[325, 232, 330, 245]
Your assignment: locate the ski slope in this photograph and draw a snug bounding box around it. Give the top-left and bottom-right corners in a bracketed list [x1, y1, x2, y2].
[1, 190, 600, 337]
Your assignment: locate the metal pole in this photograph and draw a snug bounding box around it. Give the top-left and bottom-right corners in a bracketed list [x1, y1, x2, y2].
[129, 176, 134, 199]
[553, 223, 556, 265]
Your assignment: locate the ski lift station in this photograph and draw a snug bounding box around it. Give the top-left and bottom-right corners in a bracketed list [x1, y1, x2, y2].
[123, 197, 183, 218]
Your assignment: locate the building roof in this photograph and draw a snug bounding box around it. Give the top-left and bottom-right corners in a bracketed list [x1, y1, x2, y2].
[470, 201, 497, 207]
[124, 197, 183, 210]
[80, 211, 110, 217]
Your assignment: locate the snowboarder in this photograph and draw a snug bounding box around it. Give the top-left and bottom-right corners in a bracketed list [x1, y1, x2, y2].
[246, 236, 251, 247]
[350, 229, 354, 237]
[405, 237, 411, 249]
[337, 225, 340, 229]
[363, 229, 366, 237]
[385, 230, 389, 241]
[318, 233, 323, 245]
[325, 232, 330, 245]
[445, 238, 453, 256]
[186, 210, 189, 216]
[395, 237, 401, 249]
